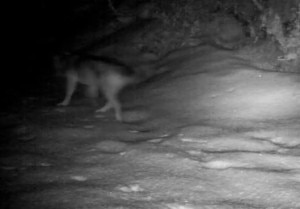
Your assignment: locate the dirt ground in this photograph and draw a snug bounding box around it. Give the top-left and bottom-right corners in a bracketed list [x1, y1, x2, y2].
[1, 45, 300, 209]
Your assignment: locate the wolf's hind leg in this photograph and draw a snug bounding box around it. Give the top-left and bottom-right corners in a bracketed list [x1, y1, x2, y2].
[96, 102, 113, 112]
[111, 96, 122, 122]
[95, 97, 121, 121]
[110, 96, 122, 122]
[96, 87, 122, 121]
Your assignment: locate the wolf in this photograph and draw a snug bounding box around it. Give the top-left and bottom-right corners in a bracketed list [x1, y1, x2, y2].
[54, 53, 145, 122]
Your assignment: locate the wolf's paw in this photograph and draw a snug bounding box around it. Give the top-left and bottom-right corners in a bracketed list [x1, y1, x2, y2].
[57, 102, 69, 106]
[96, 104, 112, 113]
[95, 108, 106, 113]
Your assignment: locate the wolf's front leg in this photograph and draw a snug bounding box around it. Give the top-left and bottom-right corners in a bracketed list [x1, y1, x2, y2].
[57, 73, 78, 106]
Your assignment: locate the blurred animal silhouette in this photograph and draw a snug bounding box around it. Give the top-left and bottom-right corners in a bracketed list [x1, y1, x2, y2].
[54, 53, 141, 122]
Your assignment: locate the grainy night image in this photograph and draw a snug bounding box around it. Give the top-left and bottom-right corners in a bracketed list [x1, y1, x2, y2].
[1, 0, 300, 208]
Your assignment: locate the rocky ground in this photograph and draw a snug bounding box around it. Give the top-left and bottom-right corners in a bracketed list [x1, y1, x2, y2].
[1, 44, 299, 209]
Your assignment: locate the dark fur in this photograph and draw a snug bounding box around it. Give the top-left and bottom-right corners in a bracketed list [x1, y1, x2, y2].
[54, 53, 136, 77]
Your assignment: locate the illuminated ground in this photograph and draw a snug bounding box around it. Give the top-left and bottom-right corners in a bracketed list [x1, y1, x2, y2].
[1, 45, 299, 209]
